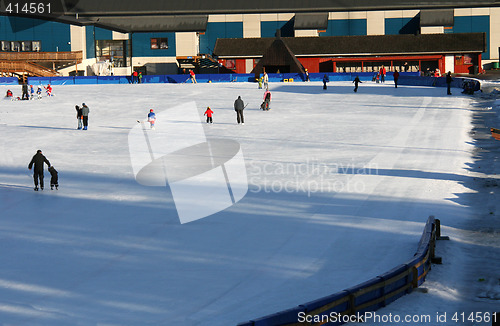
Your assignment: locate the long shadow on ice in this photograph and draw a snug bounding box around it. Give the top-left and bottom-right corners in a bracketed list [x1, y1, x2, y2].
[0, 163, 474, 325]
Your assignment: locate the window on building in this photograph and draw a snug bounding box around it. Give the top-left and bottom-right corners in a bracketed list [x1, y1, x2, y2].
[96, 40, 128, 67]
[32, 41, 41, 52]
[151, 38, 168, 50]
[11, 41, 21, 52]
[21, 41, 32, 52]
[1, 41, 11, 51]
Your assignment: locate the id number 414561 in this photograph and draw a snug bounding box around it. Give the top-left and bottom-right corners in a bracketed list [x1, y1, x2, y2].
[3, 2, 51, 14]
[452, 312, 498, 324]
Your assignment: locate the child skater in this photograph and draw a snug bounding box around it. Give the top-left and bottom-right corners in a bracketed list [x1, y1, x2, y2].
[148, 109, 156, 130]
[204, 106, 214, 123]
[48, 166, 58, 190]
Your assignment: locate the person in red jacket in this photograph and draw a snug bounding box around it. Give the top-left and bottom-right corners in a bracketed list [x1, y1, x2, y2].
[393, 69, 400, 88]
[379, 66, 386, 83]
[204, 106, 214, 123]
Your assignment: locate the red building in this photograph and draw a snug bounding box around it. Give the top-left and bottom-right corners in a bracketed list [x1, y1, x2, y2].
[214, 33, 486, 75]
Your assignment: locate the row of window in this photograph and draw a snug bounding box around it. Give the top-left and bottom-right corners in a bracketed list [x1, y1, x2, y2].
[1, 40, 41, 52]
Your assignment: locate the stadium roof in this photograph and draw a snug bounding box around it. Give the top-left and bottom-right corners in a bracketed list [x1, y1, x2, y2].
[2, 0, 500, 32]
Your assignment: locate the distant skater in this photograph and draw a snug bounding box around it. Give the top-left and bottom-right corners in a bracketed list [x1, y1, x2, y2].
[323, 74, 329, 90]
[75, 105, 83, 129]
[263, 89, 271, 110]
[22, 82, 29, 100]
[234, 96, 245, 124]
[393, 69, 400, 88]
[148, 109, 156, 129]
[353, 76, 362, 92]
[379, 65, 386, 83]
[81, 103, 90, 130]
[190, 70, 197, 84]
[263, 72, 269, 90]
[48, 166, 59, 190]
[204, 106, 214, 123]
[446, 71, 453, 95]
[28, 149, 51, 191]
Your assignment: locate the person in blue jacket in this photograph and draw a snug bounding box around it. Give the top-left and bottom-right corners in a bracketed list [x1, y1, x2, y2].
[323, 74, 329, 90]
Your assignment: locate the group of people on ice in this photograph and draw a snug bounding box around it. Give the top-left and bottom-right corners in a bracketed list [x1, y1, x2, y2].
[5, 84, 52, 101]
[75, 103, 90, 130]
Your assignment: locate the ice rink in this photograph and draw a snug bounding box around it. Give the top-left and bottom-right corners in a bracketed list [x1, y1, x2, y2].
[0, 81, 484, 325]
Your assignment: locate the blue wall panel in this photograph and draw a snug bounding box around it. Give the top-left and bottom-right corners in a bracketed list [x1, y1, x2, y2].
[0, 16, 70, 51]
[131, 32, 176, 57]
[260, 21, 288, 38]
[323, 19, 367, 36]
[94, 27, 112, 40]
[86, 26, 95, 58]
[453, 15, 490, 59]
[384, 17, 413, 35]
[199, 22, 243, 55]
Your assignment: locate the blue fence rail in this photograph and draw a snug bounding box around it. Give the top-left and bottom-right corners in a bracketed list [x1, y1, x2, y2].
[3, 73, 479, 90]
[237, 216, 440, 326]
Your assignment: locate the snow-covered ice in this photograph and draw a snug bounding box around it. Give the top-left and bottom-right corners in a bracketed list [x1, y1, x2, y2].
[0, 81, 498, 325]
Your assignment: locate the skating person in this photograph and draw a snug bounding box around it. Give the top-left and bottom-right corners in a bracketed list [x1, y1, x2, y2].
[446, 71, 453, 95]
[258, 76, 263, 89]
[45, 84, 52, 96]
[234, 96, 245, 124]
[36, 86, 42, 99]
[6, 89, 13, 98]
[379, 66, 386, 83]
[189, 69, 197, 84]
[28, 149, 51, 191]
[48, 166, 58, 190]
[132, 71, 138, 84]
[148, 109, 156, 129]
[393, 69, 400, 88]
[263, 72, 269, 90]
[30, 85, 35, 99]
[305, 69, 310, 82]
[204, 107, 214, 123]
[22, 82, 29, 100]
[138, 72, 143, 84]
[353, 76, 362, 92]
[323, 74, 329, 90]
[75, 105, 83, 129]
[81, 103, 90, 130]
[263, 89, 271, 110]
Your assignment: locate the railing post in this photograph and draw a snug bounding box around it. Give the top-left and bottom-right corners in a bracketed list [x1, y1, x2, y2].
[411, 266, 419, 289]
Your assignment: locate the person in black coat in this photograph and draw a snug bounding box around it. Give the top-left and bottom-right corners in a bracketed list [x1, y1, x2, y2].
[48, 166, 59, 190]
[234, 96, 245, 124]
[446, 71, 453, 95]
[22, 82, 29, 100]
[75, 105, 83, 129]
[353, 76, 362, 92]
[28, 150, 51, 190]
[322, 74, 329, 90]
